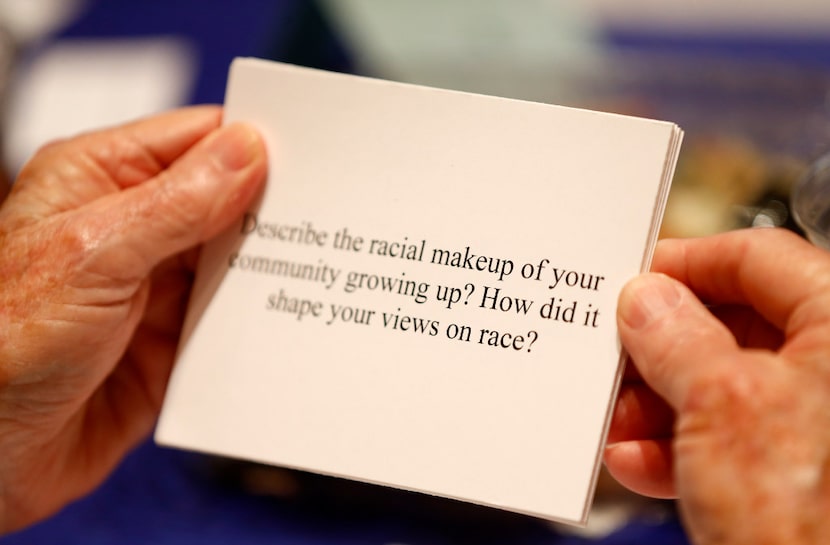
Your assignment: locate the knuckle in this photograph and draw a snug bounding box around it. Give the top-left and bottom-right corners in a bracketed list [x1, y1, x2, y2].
[149, 170, 208, 239]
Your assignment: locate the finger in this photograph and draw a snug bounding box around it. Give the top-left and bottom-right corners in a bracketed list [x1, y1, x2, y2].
[607, 383, 674, 444]
[98, 105, 225, 184]
[4, 106, 224, 224]
[617, 273, 742, 411]
[82, 121, 267, 276]
[604, 439, 676, 498]
[710, 304, 784, 350]
[653, 229, 830, 332]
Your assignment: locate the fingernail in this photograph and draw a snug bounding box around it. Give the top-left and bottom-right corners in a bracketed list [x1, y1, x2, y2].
[619, 274, 682, 329]
[207, 122, 264, 171]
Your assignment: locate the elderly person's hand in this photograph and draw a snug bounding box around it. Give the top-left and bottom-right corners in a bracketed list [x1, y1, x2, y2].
[605, 228, 830, 544]
[0, 106, 266, 533]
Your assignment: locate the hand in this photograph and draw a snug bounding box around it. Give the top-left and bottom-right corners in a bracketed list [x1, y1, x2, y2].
[0, 106, 266, 533]
[605, 228, 830, 544]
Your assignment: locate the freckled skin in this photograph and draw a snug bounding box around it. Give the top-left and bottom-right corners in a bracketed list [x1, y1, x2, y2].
[0, 107, 266, 534]
[605, 229, 830, 545]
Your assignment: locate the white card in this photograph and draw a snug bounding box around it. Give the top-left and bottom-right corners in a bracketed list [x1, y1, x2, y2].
[156, 58, 682, 526]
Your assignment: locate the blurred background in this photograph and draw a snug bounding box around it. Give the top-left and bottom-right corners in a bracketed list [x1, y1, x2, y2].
[1, 1, 828, 544]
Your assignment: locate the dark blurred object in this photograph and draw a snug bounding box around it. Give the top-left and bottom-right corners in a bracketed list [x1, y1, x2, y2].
[209, 458, 558, 545]
[262, 0, 355, 77]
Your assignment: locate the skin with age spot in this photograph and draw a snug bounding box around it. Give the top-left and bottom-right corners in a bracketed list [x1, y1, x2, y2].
[605, 229, 830, 545]
[0, 106, 266, 534]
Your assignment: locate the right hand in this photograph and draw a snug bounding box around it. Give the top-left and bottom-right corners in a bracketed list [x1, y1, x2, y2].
[605, 229, 830, 544]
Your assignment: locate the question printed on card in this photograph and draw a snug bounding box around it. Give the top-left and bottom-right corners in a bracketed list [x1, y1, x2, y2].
[230, 213, 608, 355]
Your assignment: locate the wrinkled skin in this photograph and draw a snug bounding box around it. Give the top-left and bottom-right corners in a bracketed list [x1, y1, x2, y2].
[606, 229, 830, 545]
[0, 106, 266, 533]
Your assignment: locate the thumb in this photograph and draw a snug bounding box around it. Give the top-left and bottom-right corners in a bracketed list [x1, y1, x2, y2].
[617, 273, 742, 411]
[88, 122, 267, 274]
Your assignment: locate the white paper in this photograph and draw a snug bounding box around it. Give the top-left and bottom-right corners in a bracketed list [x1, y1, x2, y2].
[156, 58, 681, 526]
[5, 38, 195, 172]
